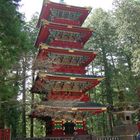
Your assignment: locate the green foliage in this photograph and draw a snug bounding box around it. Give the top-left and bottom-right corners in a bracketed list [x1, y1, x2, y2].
[85, 0, 140, 135]
[5, 103, 21, 138]
[0, 1, 37, 138]
[0, 0, 26, 78]
[132, 48, 140, 76]
[87, 113, 108, 135]
[113, 0, 140, 99]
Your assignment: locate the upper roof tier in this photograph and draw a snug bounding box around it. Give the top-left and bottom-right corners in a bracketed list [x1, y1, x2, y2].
[34, 44, 97, 74]
[35, 21, 93, 48]
[37, 0, 92, 27]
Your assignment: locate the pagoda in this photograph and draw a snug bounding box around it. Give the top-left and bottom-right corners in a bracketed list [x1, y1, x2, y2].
[30, 0, 106, 138]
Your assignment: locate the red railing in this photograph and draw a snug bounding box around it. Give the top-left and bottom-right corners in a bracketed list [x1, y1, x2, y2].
[0, 129, 10, 140]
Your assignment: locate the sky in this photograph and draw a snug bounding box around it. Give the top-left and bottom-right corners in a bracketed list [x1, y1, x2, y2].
[19, 0, 114, 21]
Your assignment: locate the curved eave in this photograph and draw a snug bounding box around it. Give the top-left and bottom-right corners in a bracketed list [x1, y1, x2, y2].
[39, 44, 97, 54]
[39, 72, 104, 82]
[30, 105, 106, 118]
[43, 106, 107, 112]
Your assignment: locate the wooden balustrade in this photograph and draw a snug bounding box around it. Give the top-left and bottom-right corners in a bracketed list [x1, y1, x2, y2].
[15, 135, 137, 140]
[16, 137, 74, 140]
[96, 135, 136, 140]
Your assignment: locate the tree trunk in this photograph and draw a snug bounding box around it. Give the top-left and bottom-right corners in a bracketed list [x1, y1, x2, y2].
[102, 46, 113, 135]
[11, 69, 20, 139]
[22, 55, 27, 138]
[0, 103, 5, 129]
[126, 54, 136, 94]
[102, 112, 106, 136]
[30, 94, 34, 138]
[30, 69, 35, 138]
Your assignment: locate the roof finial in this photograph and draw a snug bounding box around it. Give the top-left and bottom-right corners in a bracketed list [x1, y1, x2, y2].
[59, 0, 64, 4]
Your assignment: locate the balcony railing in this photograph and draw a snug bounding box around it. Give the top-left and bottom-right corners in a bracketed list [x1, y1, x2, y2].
[16, 137, 74, 140]
[15, 135, 137, 140]
[96, 135, 136, 140]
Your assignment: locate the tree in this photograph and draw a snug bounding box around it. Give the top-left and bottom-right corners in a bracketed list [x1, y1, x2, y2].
[85, 0, 140, 135]
[85, 8, 116, 135]
[0, 1, 34, 138]
[0, 0, 21, 129]
[13, 12, 39, 138]
[114, 0, 140, 94]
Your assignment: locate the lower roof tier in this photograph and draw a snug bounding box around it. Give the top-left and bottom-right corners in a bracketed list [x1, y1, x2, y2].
[35, 20, 93, 48]
[30, 101, 107, 119]
[34, 44, 96, 74]
[31, 72, 104, 95]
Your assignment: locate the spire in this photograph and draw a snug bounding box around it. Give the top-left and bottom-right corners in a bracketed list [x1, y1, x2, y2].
[59, 0, 64, 4]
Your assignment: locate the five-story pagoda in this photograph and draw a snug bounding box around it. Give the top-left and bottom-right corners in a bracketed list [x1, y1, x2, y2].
[30, 0, 106, 137]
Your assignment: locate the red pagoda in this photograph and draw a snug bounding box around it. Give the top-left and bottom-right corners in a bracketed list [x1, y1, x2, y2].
[30, 0, 106, 138]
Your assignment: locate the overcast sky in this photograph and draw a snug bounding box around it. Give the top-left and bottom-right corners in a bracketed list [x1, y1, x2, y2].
[19, 0, 114, 21]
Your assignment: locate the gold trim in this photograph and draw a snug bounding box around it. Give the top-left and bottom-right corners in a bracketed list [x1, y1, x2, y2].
[76, 120, 83, 122]
[72, 108, 77, 111]
[39, 44, 97, 54]
[85, 6, 92, 11]
[38, 72, 105, 81]
[97, 78, 105, 81]
[41, 19, 49, 25]
[68, 50, 74, 53]
[40, 44, 48, 49]
[39, 72, 47, 78]
[66, 5, 71, 8]
[70, 77, 76, 80]
[67, 25, 73, 28]
[55, 121, 63, 123]
[102, 107, 107, 111]
[43, 0, 50, 4]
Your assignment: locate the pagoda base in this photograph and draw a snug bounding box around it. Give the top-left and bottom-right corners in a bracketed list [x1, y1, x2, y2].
[45, 118, 87, 137]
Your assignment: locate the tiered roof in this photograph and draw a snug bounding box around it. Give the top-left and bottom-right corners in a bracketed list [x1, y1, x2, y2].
[31, 0, 106, 119]
[35, 44, 97, 74]
[31, 101, 106, 119]
[31, 72, 103, 101]
[35, 21, 93, 48]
